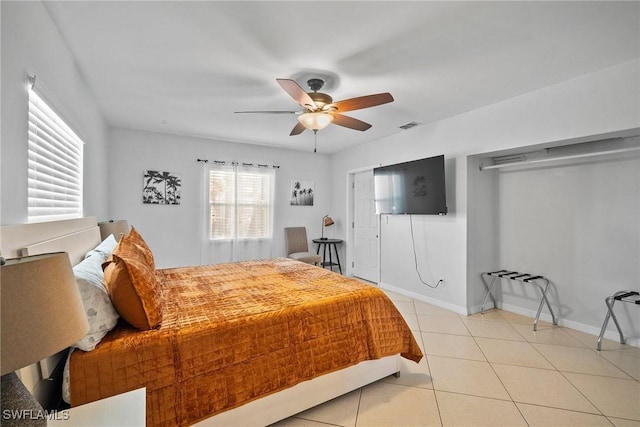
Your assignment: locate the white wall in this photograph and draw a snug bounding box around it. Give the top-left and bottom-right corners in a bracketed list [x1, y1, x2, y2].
[0, 1, 109, 225]
[107, 127, 332, 268]
[331, 60, 640, 324]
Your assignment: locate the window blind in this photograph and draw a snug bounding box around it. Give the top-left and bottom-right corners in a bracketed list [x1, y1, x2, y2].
[27, 87, 83, 222]
[208, 166, 273, 240]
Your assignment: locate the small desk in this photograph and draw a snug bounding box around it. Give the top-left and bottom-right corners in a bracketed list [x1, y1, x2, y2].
[313, 238, 343, 274]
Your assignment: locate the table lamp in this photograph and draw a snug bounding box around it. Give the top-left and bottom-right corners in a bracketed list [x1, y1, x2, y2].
[320, 215, 334, 240]
[1, 252, 89, 426]
[98, 219, 129, 241]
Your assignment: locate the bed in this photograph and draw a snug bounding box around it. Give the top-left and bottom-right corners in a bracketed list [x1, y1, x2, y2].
[0, 217, 422, 426]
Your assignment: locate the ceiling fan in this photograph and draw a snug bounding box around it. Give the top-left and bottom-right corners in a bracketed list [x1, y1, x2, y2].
[235, 78, 394, 136]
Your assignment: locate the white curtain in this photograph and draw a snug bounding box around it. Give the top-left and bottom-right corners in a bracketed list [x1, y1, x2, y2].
[200, 162, 275, 265]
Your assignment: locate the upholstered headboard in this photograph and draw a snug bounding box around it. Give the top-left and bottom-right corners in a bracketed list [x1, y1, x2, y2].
[0, 217, 101, 266]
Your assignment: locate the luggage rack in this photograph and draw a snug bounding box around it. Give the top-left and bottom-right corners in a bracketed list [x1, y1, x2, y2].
[481, 270, 558, 331]
[597, 290, 640, 351]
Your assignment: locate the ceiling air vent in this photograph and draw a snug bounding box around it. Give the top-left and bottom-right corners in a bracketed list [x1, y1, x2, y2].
[399, 121, 421, 130]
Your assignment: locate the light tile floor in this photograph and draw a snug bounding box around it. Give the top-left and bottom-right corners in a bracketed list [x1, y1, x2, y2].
[272, 290, 640, 427]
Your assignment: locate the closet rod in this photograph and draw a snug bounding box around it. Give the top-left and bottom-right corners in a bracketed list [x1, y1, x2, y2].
[479, 146, 640, 171]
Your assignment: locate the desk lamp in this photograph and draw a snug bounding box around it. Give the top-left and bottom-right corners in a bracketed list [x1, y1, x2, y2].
[1, 252, 89, 426]
[320, 215, 334, 240]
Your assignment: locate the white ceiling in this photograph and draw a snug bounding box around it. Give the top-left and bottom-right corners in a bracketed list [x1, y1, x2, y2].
[43, 1, 640, 154]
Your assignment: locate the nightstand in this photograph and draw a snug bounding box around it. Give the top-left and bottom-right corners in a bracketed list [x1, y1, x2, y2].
[47, 388, 145, 426]
[313, 238, 343, 274]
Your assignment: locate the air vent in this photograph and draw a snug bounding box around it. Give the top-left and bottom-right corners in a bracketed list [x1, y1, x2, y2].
[399, 121, 421, 130]
[491, 154, 528, 165]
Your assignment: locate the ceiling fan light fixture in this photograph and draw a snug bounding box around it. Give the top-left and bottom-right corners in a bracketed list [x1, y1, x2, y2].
[308, 92, 333, 108]
[297, 112, 334, 131]
[241, 78, 393, 136]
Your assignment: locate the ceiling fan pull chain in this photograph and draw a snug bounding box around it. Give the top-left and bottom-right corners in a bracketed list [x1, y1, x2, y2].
[314, 130, 318, 153]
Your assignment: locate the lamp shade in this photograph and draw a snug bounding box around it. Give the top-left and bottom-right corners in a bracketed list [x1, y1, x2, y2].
[0, 252, 89, 375]
[98, 219, 129, 241]
[297, 112, 334, 131]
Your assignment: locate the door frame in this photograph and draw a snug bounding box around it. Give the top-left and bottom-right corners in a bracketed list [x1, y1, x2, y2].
[346, 165, 381, 282]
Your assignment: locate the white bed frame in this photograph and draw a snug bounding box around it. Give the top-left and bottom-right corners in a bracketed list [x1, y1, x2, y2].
[0, 217, 400, 426]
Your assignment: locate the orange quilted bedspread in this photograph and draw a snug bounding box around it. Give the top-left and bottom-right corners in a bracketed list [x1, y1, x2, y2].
[70, 258, 422, 426]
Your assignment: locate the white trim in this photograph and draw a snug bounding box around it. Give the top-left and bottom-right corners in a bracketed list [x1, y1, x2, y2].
[379, 282, 469, 315]
[345, 164, 381, 280]
[495, 302, 640, 348]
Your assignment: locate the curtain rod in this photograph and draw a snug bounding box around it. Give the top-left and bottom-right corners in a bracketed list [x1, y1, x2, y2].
[479, 146, 640, 171]
[196, 158, 280, 168]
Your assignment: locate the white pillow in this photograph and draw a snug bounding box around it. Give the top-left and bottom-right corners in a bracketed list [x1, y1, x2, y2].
[73, 243, 119, 351]
[85, 233, 118, 260]
[62, 348, 73, 404]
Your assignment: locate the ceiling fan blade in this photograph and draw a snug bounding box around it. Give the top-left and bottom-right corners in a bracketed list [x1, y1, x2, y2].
[332, 93, 394, 113]
[289, 122, 306, 136]
[331, 114, 372, 131]
[276, 79, 318, 109]
[234, 111, 298, 114]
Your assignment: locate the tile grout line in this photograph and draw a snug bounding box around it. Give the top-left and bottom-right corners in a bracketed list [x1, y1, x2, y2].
[353, 387, 362, 427]
[495, 311, 610, 419]
[491, 311, 610, 419]
[412, 297, 445, 427]
[423, 306, 528, 425]
[388, 293, 639, 424]
[501, 312, 635, 417]
[463, 311, 533, 426]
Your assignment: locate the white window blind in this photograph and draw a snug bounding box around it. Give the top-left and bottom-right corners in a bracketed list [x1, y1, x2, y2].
[27, 86, 83, 223]
[208, 165, 274, 240]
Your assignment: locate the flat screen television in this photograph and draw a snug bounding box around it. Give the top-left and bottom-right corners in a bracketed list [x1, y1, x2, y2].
[374, 154, 447, 215]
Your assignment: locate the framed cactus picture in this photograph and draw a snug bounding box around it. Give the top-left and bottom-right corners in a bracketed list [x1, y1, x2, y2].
[143, 170, 182, 205]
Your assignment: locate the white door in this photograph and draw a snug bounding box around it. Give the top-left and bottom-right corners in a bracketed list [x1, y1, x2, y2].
[352, 170, 379, 282]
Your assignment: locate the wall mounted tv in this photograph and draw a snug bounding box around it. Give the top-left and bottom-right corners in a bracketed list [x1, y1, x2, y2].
[374, 154, 447, 215]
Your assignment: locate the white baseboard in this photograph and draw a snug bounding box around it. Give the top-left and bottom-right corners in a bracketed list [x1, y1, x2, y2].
[385, 289, 639, 348]
[378, 282, 468, 316]
[497, 302, 639, 348]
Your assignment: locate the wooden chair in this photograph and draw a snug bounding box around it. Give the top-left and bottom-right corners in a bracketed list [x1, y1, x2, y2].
[284, 227, 322, 265]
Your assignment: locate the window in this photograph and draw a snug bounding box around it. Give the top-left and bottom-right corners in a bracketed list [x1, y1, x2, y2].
[27, 86, 83, 222]
[208, 164, 274, 240]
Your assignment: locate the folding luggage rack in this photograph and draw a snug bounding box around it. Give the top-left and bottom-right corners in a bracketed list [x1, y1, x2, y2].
[481, 270, 558, 331]
[597, 290, 640, 351]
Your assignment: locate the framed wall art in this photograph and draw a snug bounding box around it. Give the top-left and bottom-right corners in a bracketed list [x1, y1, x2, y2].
[143, 170, 182, 205]
[290, 180, 314, 206]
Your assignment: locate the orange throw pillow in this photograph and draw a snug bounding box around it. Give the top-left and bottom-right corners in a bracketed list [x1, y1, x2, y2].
[103, 237, 161, 330]
[127, 226, 155, 270]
